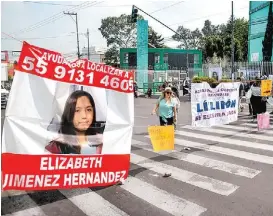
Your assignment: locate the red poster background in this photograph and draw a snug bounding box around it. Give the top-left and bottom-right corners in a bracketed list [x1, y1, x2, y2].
[2, 153, 130, 191]
[16, 42, 134, 93]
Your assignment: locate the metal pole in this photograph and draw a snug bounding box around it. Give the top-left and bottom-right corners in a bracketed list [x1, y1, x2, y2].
[87, 28, 90, 60]
[75, 13, 80, 59]
[231, 1, 235, 81]
[133, 5, 181, 36]
[64, 12, 80, 59]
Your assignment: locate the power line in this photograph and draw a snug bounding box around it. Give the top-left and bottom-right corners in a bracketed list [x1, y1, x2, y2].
[25, 2, 101, 34]
[150, 1, 184, 14]
[168, 5, 248, 27]
[84, 4, 131, 7]
[24, 1, 78, 6]
[11, 1, 101, 36]
[24, 1, 131, 7]
[1, 33, 81, 40]
[68, 14, 77, 23]
[1, 32, 23, 43]
[10, 2, 89, 36]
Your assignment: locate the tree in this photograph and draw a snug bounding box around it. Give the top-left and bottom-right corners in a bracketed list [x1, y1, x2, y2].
[172, 26, 203, 49]
[202, 36, 216, 59]
[224, 17, 248, 61]
[148, 27, 165, 48]
[262, 1, 273, 61]
[201, 18, 248, 62]
[223, 36, 243, 62]
[202, 20, 220, 37]
[99, 14, 138, 66]
[99, 14, 168, 65]
[99, 14, 137, 48]
[104, 46, 119, 66]
[202, 36, 224, 60]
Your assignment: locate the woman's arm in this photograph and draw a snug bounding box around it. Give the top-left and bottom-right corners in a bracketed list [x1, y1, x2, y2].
[152, 103, 159, 114]
[152, 95, 163, 114]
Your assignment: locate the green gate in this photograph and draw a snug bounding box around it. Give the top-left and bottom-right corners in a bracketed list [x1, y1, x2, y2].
[143, 82, 164, 94]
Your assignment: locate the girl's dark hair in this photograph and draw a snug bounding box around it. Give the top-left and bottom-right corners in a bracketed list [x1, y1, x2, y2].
[60, 90, 97, 136]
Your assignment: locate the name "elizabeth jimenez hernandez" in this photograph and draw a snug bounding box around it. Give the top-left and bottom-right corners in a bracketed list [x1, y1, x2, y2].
[2, 156, 127, 188]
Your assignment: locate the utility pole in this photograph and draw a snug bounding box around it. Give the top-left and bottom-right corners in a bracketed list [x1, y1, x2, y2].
[231, 1, 235, 81]
[87, 28, 90, 60]
[64, 11, 80, 59]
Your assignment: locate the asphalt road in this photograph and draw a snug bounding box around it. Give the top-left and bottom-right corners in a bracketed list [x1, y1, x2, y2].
[2, 99, 273, 216]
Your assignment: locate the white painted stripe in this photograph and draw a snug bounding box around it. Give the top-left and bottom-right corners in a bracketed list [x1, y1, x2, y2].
[175, 130, 273, 152]
[1, 190, 28, 197]
[182, 125, 273, 142]
[132, 139, 149, 146]
[135, 116, 148, 119]
[238, 114, 273, 119]
[5, 202, 46, 216]
[60, 190, 129, 216]
[121, 176, 207, 216]
[240, 118, 273, 124]
[243, 123, 273, 129]
[173, 137, 273, 165]
[238, 115, 252, 119]
[132, 139, 261, 178]
[144, 135, 273, 164]
[130, 153, 239, 196]
[216, 124, 273, 135]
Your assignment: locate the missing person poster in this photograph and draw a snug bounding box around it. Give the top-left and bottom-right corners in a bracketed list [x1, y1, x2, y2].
[191, 82, 240, 127]
[2, 42, 134, 191]
[209, 67, 222, 81]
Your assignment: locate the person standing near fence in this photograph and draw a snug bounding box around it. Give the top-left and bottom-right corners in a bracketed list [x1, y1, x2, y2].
[152, 87, 176, 126]
[133, 82, 138, 98]
[245, 81, 254, 115]
[237, 77, 245, 112]
[172, 91, 180, 130]
[246, 79, 267, 121]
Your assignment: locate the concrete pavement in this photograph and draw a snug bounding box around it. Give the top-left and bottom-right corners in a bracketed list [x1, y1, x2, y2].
[1, 99, 273, 216]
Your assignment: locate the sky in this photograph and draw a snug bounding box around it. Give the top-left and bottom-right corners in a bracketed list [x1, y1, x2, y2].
[1, 0, 249, 59]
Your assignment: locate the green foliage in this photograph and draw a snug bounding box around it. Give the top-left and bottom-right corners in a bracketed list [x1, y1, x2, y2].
[99, 14, 167, 64]
[220, 79, 233, 82]
[172, 26, 203, 49]
[173, 18, 249, 62]
[99, 14, 137, 48]
[192, 76, 216, 84]
[192, 76, 232, 85]
[148, 27, 165, 48]
[104, 46, 119, 66]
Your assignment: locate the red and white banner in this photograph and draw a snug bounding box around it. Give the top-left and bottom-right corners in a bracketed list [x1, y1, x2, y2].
[16, 42, 134, 93]
[2, 42, 134, 191]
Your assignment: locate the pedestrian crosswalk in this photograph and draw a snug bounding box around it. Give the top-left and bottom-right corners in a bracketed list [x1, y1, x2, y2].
[2, 115, 273, 216]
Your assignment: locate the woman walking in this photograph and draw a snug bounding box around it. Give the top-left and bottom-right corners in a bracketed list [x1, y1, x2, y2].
[152, 87, 176, 126]
[152, 87, 176, 178]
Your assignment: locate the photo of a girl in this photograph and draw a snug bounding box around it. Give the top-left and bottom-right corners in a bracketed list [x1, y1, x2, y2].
[45, 90, 103, 155]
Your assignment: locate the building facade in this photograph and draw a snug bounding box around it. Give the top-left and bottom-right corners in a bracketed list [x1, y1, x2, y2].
[81, 47, 105, 63]
[248, 1, 273, 62]
[120, 48, 202, 83]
